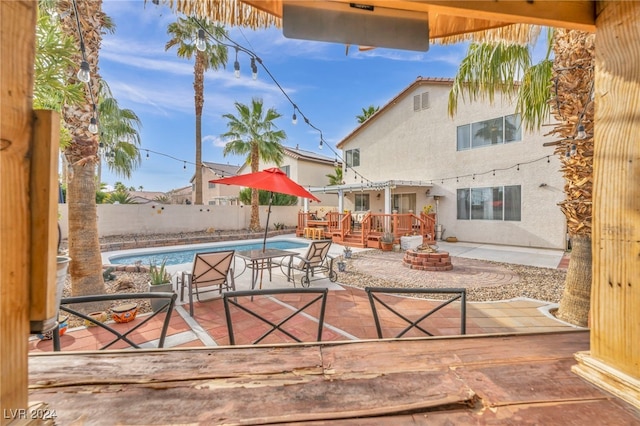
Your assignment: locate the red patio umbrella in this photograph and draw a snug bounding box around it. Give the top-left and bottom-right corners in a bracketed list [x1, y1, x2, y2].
[210, 168, 320, 251]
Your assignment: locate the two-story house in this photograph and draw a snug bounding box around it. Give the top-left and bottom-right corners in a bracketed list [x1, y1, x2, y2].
[195, 162, 243, 205]
[332, 77, 567, 250]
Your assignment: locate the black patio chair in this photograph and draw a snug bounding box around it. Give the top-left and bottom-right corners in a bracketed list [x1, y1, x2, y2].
[365, 287, 466, 339]
[223, 288, 328, 345]
[282, 239, 337, 287]
[53, 292, 176, 351]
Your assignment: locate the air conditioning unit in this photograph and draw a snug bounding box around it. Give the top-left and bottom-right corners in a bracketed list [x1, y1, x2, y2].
[283, 2, 429, 52]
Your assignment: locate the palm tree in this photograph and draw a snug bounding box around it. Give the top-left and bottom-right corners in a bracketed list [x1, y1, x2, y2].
[447, 28, 594, 326]
[57, 0, 113, 298]
[166, 17, 228, 205]
[326, 166, 343, 185]
[356, 105, 380, 123]
[97, 85, 142, 185]
[221, 98, 286, 231]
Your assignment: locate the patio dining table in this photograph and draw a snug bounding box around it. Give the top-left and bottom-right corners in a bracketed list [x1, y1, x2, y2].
[27, 330, 640, 424]
[235, 248, 297, 289]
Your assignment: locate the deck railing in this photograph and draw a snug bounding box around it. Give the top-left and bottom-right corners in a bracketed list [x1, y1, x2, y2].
[296, 211, 436, 248]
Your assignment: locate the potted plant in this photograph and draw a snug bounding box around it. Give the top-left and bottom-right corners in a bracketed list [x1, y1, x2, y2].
[148, 258, 173, 312]
[337, 260, 346, 272]
[380, 232, 394, 251]
[343, 246, 352, 259]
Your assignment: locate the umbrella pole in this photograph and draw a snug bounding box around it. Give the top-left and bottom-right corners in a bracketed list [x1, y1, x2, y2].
[262, 191, 273, 252]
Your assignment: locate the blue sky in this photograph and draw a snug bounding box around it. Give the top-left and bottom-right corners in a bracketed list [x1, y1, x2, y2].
[99, 1, 473, 192]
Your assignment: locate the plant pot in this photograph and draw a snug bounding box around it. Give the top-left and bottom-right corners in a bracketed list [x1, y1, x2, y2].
[380, 242, 393, 251]
[337, 261, 346, 272]
[149, 282, 173, 312]
[344, 251, 352, 259]
[85, 311, 108, 327]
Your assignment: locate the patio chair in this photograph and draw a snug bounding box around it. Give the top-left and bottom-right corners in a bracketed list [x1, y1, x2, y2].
[223, 288, 328, 345]
[53, 292, 177, 351]
[282, 239, 337, 287]
[365, 287, 466, 339]
[177, 250, 236, 316]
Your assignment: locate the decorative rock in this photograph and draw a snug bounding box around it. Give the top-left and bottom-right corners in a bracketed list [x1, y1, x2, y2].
[115, 277, 135, 291]
[400, 235, 423, 251]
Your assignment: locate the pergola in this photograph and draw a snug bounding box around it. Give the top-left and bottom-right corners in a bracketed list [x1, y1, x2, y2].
[1, 0, 638, 420]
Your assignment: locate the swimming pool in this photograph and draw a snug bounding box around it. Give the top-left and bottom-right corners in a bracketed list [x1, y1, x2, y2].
[108, 240, 307, 266]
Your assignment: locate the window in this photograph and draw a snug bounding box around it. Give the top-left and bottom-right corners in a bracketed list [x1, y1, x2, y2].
[346, 149, 360, 167]
[392, 193, 416, 213]
[456, 114, 522, 151]
[279, 165, 290, 177]
[208, 182, 216, 188]
[457, 125, 470, 151]
[457, 185, 521, 221]
[505, 114, 522, 143]
[413, 92, 430, 111]
[355, 194, 370, 211]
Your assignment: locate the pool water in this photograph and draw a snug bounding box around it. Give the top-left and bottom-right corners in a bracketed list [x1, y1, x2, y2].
[108, 240, 307, 266]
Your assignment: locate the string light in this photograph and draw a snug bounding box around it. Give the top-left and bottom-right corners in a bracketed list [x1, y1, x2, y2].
[318, 138, 323, 150]
[570, 144, 577, 156]
[77, 60, 90, 83]
[576, 124, 586, 140]
[195, 29, 206, 52]
[88, 117, 98, 134]
[292, 110, 298, 125]
[233, 47, 240, 78]
[183, 161, 187, 169]
[250, 57, 258, 80]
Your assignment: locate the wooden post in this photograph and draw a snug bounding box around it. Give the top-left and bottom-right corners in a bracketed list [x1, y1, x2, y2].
[572, 1, 640, 410]
[0, 1, 37, 422]
[29, 111, 61, 333]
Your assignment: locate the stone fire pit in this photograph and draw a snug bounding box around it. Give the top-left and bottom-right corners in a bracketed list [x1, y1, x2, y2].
[402, 245, 453, 271]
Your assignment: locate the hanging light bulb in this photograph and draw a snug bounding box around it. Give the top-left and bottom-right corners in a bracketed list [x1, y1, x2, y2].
[88, 117, 98, 134]
[183, 161, 187, 170]
[146, 150, 149, 159]
[334, 157, 338, 167]
[195, 29, 206, 52]
[77, 60, 90, 83]
[570, 144, 577, 156]
[250, 57, 258, 80]
[318, 139, 323, 150]
[292, 111, 297, 125]
[576, 124, 587, 139]
[233, 48, 240, 78]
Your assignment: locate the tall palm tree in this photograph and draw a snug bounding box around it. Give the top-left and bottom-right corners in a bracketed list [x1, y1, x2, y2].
[222, 98, 286, 231]
[57, 0, 112, 297]
[447, 28, 594, 326]
[356, 105, 380, 123]
[166, 17, 228, 205]
[326, 166, 343, 185]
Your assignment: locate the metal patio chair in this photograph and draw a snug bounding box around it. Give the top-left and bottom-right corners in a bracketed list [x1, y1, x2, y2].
[53, 292, 176, 351]
[177, 250, 235, 316]
[365, 287, 466, 339]
[223, 288, 328, 345]
[282, 239, 337, 287]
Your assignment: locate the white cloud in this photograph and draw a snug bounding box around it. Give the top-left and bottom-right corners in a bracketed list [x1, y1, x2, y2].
[203, 135, 228, 148]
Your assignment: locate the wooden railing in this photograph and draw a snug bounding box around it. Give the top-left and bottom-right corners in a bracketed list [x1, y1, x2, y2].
[296, 212, 437, 248]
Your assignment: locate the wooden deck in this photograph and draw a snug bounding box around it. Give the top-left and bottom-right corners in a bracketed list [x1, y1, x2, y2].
[28, 331, 640, 424]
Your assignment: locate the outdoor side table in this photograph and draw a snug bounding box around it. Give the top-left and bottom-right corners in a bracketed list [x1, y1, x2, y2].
[235, 249, 297, 290]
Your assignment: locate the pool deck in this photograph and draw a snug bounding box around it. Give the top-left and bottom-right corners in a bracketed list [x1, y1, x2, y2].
[31, 236, 580, 352]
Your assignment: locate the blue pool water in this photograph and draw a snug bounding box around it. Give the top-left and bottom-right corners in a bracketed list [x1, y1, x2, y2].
[108, 240, 307, 266]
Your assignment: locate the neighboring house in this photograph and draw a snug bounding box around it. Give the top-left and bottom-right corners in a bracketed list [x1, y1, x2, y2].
[332, 77, 566, 250]
[193, 162, 243, 205]
[166, 185, 192, 204]
[126, 190, 167, 204]
[242, 145, 340, 207]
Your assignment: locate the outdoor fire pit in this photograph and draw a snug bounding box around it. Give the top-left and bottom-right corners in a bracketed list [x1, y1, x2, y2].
[402, 245, 453, 271]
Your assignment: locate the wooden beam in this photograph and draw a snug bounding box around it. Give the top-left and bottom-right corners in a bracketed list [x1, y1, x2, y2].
[29, 111, 61, 333]
[242, 1, 597, 33]
[405, 0, 596, 32]
[572, 0, 640, 410]
[0, 0, 36, 422]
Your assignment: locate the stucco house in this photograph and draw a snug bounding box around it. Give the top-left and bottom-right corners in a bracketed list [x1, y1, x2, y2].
[244, 145, 340, 208]
[195, 162, 243, 205]
[329, 77, 567, 250]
